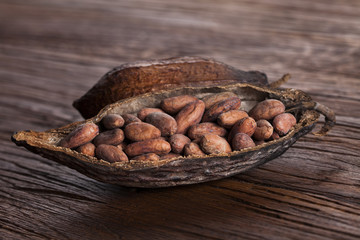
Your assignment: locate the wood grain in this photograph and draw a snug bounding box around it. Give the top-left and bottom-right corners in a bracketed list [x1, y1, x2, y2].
[1, 0, 359, 239]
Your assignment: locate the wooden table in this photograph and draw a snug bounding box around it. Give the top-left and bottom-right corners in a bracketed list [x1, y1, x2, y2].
[1, 0, 359, 239]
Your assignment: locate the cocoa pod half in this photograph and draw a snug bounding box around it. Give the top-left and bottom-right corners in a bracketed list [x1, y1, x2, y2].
[73, 56, 268, 119]
[13, 80, 334, 188]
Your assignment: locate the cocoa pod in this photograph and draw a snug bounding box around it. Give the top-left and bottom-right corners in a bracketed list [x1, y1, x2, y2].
[168, 134, 191, 154]
[228, 117, 257, 143]
[93, 129, 124, 146]
[184, 142, 206, 157]
[122, 114, 142, 126]
[131, 153, 160, 162]
[202, 92, 238, 109]
[125, 138, 171, 157]
[102, 114, 124, 129]
[248, 99, 285, 121]
[96, 144, 128, 163]
[232, 133, 255, 150]
[145, 112, 177, 137]
[137, 108, 164, 121]
[187, 122, 227, 141]
[253, 120, 273, 141]
[124, 122, 161, 142]
[200, 134, 232, 154]
[175, 100, 205, 134]
[273, 113, 297, 136]
[202, 97, 241, 122]
[73, 56, 268, 119]
[160, 95, 198, 114]
[217, 110, 248, 129]
[13, 77, 334, 188]
[59, 123, 99, 149]
[76, 142, 95, 157]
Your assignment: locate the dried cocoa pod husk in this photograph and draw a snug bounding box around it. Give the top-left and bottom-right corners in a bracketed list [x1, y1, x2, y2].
[12, 83, 334, 188]
[73, 56, 268, 119]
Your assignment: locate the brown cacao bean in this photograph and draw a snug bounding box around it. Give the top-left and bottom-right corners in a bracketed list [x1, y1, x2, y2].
[183, 142, 206, 157]
[93, 129, 125, 146]
[175, 100, 205, 134]
[253, 120, 273, 141]
[228, 117, 257, 143]
[124, 122, 161, 142]
[200, 134, 232, 154]
[96, 144, 128, 163]
[102, 114, 124, 129]
[248, 99, 285, 120]
[125, 138, 171, 157]
[168, 134, 191, 154]
[76, 142, 95, 157]
[160, 95, 198, 114]
[202, 92, 238, 109]
[137, 108, 164, 121]
[187, 122, 227, 140]
[122, 114, 142, 126]
[232, 133, 255, 150]
[217, 110, 249, 129]
[59, 123, 99, 149]
[202, 97, 241, 122]
[273, 113, 297, 136]
[145, 112, 177, 137]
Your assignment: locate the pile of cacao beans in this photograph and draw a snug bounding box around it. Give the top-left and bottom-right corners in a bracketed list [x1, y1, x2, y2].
[59, 92, 296, 163]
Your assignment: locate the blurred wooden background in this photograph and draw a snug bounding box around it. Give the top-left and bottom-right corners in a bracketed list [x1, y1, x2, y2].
[1, 0, 359, 239]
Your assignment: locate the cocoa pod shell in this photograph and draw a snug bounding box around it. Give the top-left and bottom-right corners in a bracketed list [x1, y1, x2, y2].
[73, 56, 268, 119]
[12, 83, 332, 188]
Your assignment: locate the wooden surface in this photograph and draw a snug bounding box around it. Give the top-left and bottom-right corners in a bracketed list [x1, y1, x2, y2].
[1, 0, 359, 239]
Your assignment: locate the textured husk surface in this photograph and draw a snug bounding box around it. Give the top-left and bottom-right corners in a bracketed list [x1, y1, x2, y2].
[73, 56, 268, 119]
[12, 84, 320, 188]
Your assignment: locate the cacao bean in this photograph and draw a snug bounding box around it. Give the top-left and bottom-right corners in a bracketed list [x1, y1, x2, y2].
[187, 122, 227, 141]
[122, 114, 142, 126]
[202, 92, 238, 109]
[76, 142, 95, 157]
[249, 99, 285, 120]
[96, 144, 128, 163]
[217, 110, 248, 129]
[124, 122, 161, 142]
[273, 113, 297, 136]
[59, 123, 99, 149]
[145, 112, 177, 137]
[175, 100, 205, 134]
[228, 117, 257, 143]
[232, 133, 255, 150]
[93, 129, 124, 146]
[253, 120, 273, 141]
[168, 134, 191, 154]
[184, 142, 206, 157]
[102, 114, 124, 129]
[125, 138, 171, 157]
[160, 95, 198, 114]
[202, 97, 241, 122]
[200, 134, 232, 154]
[137, 108, 164, 121]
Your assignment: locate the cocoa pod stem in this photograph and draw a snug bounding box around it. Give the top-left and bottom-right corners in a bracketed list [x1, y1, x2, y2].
[269, 73, 291, 89]
[286, 101, 335, 136]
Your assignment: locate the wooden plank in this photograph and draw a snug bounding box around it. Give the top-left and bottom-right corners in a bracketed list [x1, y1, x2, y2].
[1, 0, 359, 239]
